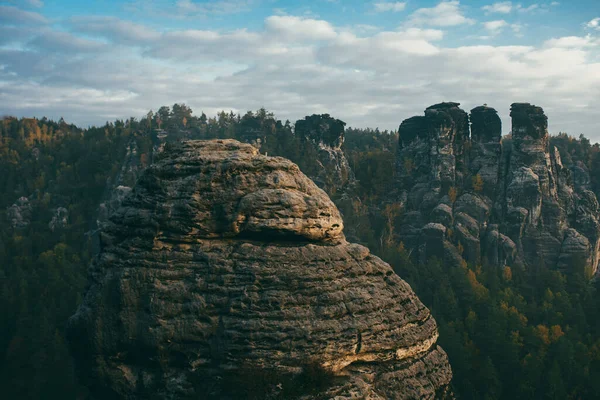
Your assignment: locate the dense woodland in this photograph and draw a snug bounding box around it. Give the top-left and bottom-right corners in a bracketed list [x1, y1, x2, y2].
[2, 106, 600, 399]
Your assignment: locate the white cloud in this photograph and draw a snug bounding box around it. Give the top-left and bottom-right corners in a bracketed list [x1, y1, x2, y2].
[373, 2, 407, 12]
[265, 15, 337, 41]
[1, 12, 600, 140]
[482, 2, 512, 14]
[587, 18, 600, 31]
[483, 2, 555, 15]
[510, 23, 524, 37]
[402, 28, 445, 41]
[517, 4, 540, 13]
[349, 24, 380, 34]
[544, 35, 599, 48]
[483, 20, 508, 34]
[408, 1, 475, 27]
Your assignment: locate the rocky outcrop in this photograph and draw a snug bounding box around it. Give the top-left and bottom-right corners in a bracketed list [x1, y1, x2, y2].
[469, 105, 502, 196]
[6, 196, 32, 229]
[91, 139, 143, 255]
[67, 139, 452, 399]
[396, 103, 470, 253]
[397, 102, 469, 199]
[396, 103, 600, 277]
[49, 207, 69, 232]
[294, 114, 355, 195]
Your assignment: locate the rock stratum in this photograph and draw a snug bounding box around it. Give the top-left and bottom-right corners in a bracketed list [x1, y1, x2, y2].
[396, 102, 600, 277]
[67, 140, 452, 399]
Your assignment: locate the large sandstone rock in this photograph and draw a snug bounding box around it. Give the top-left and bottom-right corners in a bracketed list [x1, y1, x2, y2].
[397, 102, 469, 201]
[294, 114, 355, 195]
[395, 102, 600, 277]
[67, 139, 452, 399]
[469, 106, 501, 195]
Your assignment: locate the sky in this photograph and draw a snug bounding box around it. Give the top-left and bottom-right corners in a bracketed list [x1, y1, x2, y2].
[0, 0, 599, 139]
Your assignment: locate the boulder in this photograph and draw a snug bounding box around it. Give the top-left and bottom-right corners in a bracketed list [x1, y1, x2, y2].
[67, 139, 453, 399]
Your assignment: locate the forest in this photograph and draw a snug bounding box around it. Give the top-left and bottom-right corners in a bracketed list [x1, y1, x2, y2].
[1, 105, 600, 399]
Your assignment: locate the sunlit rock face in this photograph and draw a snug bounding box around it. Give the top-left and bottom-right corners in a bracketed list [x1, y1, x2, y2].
[395, 103, 600, 277]
[67, 139, 453, 399]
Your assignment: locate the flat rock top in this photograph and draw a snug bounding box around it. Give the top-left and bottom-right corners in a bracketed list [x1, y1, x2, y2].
[111, 139, 344, 244]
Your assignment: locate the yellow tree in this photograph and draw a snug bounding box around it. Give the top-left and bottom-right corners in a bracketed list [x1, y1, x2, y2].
[448, 186, 458, 203]
[472, 174, 484, 193]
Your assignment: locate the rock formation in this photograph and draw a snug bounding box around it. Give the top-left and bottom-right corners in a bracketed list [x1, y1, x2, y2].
[396, 102, 600, 277]
[294, 114, 355, 196]
[91, 139, 142, 255]
[6, 196, 32, 229]
[68, 139, 452, 399]
[49, 207, 69, 232]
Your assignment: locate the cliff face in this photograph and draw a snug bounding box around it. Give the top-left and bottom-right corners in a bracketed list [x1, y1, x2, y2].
[293, 114, 355, 196]
[67, 140, 452, 399]
[396, 103, 600, 277]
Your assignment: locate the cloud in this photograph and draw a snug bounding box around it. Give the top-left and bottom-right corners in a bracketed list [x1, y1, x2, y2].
[175, 0, 255, 15]
[0, 25, 37, 45]
[373, 2, 407, 12]
[1, 13, 600, 140]
[587, 18, 600, 31]
[28, 30, 107, 53]
[517, 4, 539, 13]
[483, 20, 508, 34]
[347, 24, 380, 34]
[408, 1, 475, 27]
[510, 23, 524, 36]
[21, 0, 44, 7]
[402, 28, 445, 41]
[544, 35, 599, 48]
[482, 2, 556, 15]
[0, 5, 47, 24]
[482, 2, 512, 14]
[70, 16, 161, 44]
[265, 15, 337, 41]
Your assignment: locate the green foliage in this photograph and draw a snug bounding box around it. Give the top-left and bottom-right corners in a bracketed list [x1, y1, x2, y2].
[0, 115, 150, 398]
[372, 239, 600, 400]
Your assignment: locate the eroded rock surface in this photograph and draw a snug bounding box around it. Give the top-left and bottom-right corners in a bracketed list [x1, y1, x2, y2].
[68, 139, 452, 399]
[294, 114, 355, 195]
[395, 102, 600, 277]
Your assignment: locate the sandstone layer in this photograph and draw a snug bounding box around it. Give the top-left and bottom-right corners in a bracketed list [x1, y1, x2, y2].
[68, 139, 452, 399]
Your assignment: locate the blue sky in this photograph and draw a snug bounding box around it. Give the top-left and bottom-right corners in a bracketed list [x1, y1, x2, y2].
[1, 0, 599, 138]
